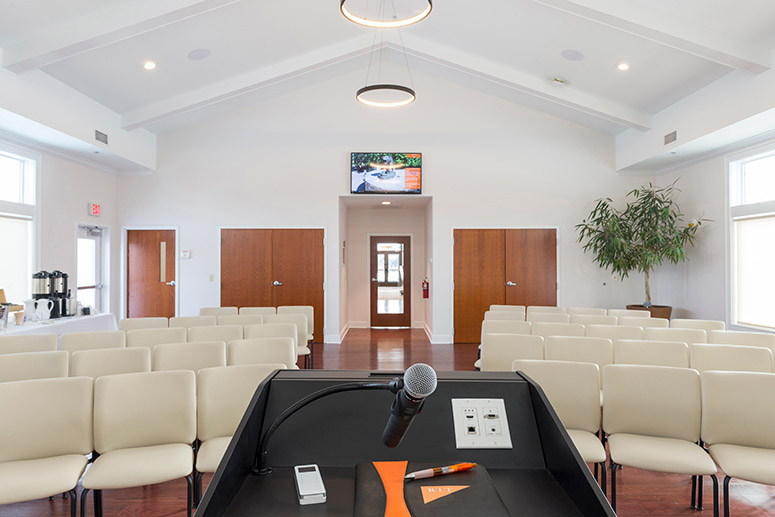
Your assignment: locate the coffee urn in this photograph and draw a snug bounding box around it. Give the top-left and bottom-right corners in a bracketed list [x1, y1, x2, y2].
[32, 271, 51, 300]
[50, 270, 69, 318]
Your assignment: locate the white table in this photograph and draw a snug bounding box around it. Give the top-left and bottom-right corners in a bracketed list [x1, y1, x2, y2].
[1, 313, 118, 342]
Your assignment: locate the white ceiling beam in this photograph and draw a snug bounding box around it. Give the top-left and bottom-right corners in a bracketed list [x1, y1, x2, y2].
[534, 0, 771, 74]
[2, 0, 241, 74]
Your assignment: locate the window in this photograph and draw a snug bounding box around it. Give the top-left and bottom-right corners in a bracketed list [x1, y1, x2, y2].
[729, 145, 775, 330]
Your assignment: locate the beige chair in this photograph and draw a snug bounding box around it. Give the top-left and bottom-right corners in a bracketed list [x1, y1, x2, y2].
[645, 327, 706, 344]
[218, 314, 264, 327]
[118, 317, 168, 332]
[483, 310, 525, 321]
[228, 338, 297, 369]
[489, 304, 526, 313]
[60, 330, 125, 353]
[481, 319, 531, 338]
[199, 307, 238, 317]
[708, 330, 775, 356]
[614, 339, 689, 368]
[526, 306, 565, 315]
[479, 334, 543, 371]
[195, 364, 282, 503]
[603, 365, 718, 513]
[531, 322, 584, 339]
[566, 307, 607, 316]
[586, 324, 643, 340]
[169, 315, 217, 329]
[188, 325, 243, 343]
[0, 377, 93, 516]
[81, 370, 196, 517]
[618, 316, 669, 328]
[701, 371, 775, 517]
[239, 307, 277, 316]
[264, 314, 311, 368]
[608, 309, 651, 318]
[527, 312, 571, 324]
[672, 319, 725, 332]
[70, 347, 151, 378]
[245, 323, 297, 345]
[513, 359, 606, 493]
[277, 306, 315, 366]
[0, 333, 58, 355]
[570, 314, 617, 326]
[0, 351, 68, 383]
[690, 343, 774, 374]
[126, 327, 187, 351]
[152, 341, 227, 372]
[544, 336, 613, 391]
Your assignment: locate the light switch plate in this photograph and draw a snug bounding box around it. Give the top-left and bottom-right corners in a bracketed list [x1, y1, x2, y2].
[451, 398, 512, 449]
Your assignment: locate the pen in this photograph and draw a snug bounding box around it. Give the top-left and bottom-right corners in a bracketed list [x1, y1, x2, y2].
[404, 462, 477, 480]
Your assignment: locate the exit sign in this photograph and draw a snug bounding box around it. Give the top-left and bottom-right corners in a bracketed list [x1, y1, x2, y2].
[88, 203, 101, 216]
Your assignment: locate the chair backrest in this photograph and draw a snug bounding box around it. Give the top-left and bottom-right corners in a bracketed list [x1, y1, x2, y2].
[70, 347, 152, 378]
[244, 323, 297, 346]
[531, 322, 585, 339]
[690, 343, 774, 374]
[707, 330, 775, 355]
[218, 314, 264, 326]
[608, 309, 651, 318]
[188, 325, 243, 343]
[227, 338, 296, 368]
[0, 376, 93, 463]
[152, 341, 227, 372]
[526, 306, 565, 315]
[93, 370, 196, 453]
[618, 316, 669, 328]
[614, 339, 689, 368]
[544, 336, 613, 377]
[119, 317, 168, 332]
[480, 334, 543, 371]
[586, 324, 643, 340]
[483, 310, 525, 321]
[644, 327, 707, 344]
[197, 364, 281, 441]
[199, 307, 238, 317]
[169, 315, 217, 329]
[0, 333, 57, 355]
[701, 371, 775, 449]
[239, 307, 277, 316]
[671, 318, 725, 332]
[0, 351, 68, 383]
[263, 314, 307, 346]
[480, 320, 531, 341]
[60, 330, 126, 353]
[570, 314, 617, 326]
[603, 364, 701, 441]
[126, 327, 187, 350]
[277, 306, 314, 335]
[513, 359, 600, 433]
[527, 313, 571, 324]
[489, 305, 526, 313]
[566, 307, 607, 316]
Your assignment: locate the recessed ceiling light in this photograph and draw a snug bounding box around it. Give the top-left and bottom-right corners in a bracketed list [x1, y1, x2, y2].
[187, 48, 211, 61]
[143, 61, 157, 70]
[382, 201, 391, 205]
[617, 63, 630, 71]
[561, 49, 584, 62]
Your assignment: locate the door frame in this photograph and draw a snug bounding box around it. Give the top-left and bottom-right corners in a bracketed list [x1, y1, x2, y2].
[449, 226, 560, 340]
[120, 225, 179, 319]
[369, 235, 412, 328]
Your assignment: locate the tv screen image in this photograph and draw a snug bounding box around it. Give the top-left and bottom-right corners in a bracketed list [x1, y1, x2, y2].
[351, 153, 422, 194]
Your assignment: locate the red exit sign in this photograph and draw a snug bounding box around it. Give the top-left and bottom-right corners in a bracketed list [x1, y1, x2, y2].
[88, 203, 101, 216]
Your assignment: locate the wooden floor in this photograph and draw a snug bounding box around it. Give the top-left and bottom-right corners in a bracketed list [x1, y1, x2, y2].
[3, 329, 774, 516]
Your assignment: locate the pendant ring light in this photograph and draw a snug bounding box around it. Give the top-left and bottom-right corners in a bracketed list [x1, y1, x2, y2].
[341, 0, 432, 29]
[356, 84, 416, 108]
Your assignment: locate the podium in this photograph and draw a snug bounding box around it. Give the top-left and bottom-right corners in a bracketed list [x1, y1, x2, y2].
[196, 370, 614, 516]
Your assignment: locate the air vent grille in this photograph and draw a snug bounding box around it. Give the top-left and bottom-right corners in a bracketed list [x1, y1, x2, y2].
[664, 131, 677, 145]
[95, 130, 108, 145]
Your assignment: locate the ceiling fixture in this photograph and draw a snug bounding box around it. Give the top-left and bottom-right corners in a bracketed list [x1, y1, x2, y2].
[617, 63, 630, 71]
[382, 201, 392, 205]
[550, 77, 567, 87]
[341, 0, 432, 29]
[143, 61, 157, 70]
[187, 48, 211, 61]
[561, 49, 584, 62]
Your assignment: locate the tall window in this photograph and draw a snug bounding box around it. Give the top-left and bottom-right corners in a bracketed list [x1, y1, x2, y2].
[729, 144, 775, 330]
[0, 148, 36, 305]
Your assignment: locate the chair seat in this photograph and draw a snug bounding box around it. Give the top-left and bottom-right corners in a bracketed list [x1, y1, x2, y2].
[474, 358, 481, 369]
[297, 346, 310, 356]
[0, 454, 88, 505]
[83, 443, 193, 490]
[567, 429, 606, 464]
[196, 436, 232, 473]
[306, 333, 313, 342]
[608, 433, 717, 475]
[709, 444, 775, 485]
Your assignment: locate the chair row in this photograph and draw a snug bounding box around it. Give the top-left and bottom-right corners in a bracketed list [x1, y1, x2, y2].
[514, 361, 775, 516]
[0, 365, 282, 516]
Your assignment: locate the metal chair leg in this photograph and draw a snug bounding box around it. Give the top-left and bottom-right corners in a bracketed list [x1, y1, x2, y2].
[599, 461, 607, 497]
[610, 461, 617, 511]
[79, 488, 90, 517]
[691, 475, 697, 509]
[94, 489, 103, 517]
[194, 471, 203, 507]
[186, 474, 193, 517]
[723, 476, 731, 517]
[594, 461, 599, 481]
[68, 489, 77, 517]
[697, 474, 704, 510]
[710, 474, 719, 517]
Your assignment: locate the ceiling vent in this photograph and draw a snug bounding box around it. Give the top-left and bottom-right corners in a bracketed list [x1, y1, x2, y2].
[664, 131, 677, 145]
[95, 130, 108, 145]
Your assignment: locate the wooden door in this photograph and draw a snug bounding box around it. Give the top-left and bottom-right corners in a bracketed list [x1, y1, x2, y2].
[220, 229, 273, 308]
[506, 229, 557, 307]
[370, 236, 411, 327]
[453, 229, 505, 343]
[127, 229, 176, 318]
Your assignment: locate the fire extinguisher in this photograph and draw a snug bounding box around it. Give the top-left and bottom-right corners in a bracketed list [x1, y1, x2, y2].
[422, 278, 429, 299]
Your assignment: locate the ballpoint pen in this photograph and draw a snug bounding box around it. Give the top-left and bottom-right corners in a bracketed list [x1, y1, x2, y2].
[404, 462, 477, 481]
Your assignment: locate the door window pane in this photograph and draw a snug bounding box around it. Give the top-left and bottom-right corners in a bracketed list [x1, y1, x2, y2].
[77, 238, 97, 286]
[377, 243, 404, 315]
[734, 216, 775, 329]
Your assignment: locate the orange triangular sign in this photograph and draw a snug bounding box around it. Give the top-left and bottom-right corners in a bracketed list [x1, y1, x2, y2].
[421, 485, 470, 504]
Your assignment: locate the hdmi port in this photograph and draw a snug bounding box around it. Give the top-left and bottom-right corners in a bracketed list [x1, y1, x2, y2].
[484, 413, 498, 419]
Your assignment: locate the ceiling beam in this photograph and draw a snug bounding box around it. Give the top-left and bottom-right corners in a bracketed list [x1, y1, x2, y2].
[2, 0, 241, 74]
[533, 0, 771, 74]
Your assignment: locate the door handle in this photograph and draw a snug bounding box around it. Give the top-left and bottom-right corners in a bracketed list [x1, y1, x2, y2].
[273, 281, 283, 286]
[371, 278, 378, 282]
[505, 281, 516, 287]
[166, 280, 176, 286]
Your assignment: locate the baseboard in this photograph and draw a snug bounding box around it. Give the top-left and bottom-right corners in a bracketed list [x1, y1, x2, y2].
[430, 333, 453, 344]
[349, 321, 369, 328]
[423, 322, 433, 342]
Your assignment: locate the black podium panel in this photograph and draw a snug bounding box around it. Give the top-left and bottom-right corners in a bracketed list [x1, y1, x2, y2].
[197, 370, 614, 516]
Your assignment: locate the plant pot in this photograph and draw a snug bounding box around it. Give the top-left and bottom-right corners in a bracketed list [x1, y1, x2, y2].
[626, 304, 672, 319]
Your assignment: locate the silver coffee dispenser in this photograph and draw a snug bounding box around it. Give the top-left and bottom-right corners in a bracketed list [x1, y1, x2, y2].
[32, 271, 51, 300]
[50, 270, 68, 318]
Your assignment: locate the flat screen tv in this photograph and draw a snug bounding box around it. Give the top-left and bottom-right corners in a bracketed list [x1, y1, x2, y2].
[351, 152, 422, 194]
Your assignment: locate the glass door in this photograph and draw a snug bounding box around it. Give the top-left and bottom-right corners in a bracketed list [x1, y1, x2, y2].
[76, 225, 103, 313]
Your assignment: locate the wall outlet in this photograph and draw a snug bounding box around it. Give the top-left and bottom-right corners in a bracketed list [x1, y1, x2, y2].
[451, 399, 512, 449]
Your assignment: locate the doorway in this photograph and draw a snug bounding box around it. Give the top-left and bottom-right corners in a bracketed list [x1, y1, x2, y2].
[370, 236, 411, 327]
[76, 225, 104, 313]
[126, 229, 177, 318]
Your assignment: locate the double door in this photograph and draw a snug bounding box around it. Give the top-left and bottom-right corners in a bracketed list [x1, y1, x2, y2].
[220, 229, 324, 341]
[453, 229, 557, 343]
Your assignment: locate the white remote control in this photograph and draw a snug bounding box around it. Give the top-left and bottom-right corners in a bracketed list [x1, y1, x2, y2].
[293, 464, 326, 505]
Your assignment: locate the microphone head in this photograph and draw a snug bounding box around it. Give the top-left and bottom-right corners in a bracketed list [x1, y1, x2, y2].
[403, 363, 437, 400]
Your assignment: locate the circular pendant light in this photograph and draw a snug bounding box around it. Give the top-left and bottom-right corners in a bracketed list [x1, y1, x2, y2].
[341, 0, 432, 29]
[356, 84, 416, 108]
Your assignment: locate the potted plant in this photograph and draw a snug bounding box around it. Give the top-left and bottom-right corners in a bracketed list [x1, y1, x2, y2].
[575, 181, 706, 319]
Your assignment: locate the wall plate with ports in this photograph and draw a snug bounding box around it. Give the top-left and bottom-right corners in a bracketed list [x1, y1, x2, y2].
[451, 398, 512, 449]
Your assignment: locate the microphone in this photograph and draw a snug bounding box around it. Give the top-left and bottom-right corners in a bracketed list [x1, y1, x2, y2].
[382, 363, 438, 448]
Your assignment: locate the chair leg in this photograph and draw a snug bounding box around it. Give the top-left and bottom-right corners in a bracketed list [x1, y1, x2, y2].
[697, 474, 704, 510]
[723, 476, 731, 517]
[68, 489, 77, 517]
[599, 461, 607, 498]
[194, 471, 203, 507]
[80, 488, 90, 517]
[310, 341, 314, 369]
[186, 474, 193, 517]
[94, 489, 103, 517]
[710, 474, 719, 517]
[691, 475, 697, 509]
[594, 461, 598, 481]
[610, 461, 617, 511]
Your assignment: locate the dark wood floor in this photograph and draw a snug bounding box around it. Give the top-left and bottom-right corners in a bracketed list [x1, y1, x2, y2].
[3, 329, 774, 516]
